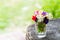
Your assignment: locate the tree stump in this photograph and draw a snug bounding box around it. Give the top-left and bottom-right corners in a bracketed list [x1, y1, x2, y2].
[26, 19, 60, 40]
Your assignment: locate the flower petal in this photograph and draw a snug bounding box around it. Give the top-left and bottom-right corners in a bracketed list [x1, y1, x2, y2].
[42, 12, 46, 16]
[34, 10, 39, 16]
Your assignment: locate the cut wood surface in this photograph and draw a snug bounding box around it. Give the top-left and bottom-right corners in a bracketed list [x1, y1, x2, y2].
[26, 19, 60, 40]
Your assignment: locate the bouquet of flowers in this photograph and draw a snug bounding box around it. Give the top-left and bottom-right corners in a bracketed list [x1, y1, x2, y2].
[32, 10, 49, 32]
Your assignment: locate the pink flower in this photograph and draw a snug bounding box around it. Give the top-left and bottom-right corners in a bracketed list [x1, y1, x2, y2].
[34, 10, 39, 16]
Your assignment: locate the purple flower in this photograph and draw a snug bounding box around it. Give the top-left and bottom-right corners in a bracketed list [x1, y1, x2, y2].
[43, 17, 49, 24]
[42, 11, 47, 16]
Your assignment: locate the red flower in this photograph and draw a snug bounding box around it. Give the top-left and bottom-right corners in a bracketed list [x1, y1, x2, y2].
[32, 15, 37, 21]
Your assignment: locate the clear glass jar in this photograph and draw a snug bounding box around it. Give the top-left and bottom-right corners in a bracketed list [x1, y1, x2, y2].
[35, 22, 46, 38]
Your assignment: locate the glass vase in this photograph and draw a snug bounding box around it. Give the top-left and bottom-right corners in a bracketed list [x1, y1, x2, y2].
[35, 22, 46, 38]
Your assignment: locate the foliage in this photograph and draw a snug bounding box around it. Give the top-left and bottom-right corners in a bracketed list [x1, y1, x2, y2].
[39, 0, 60, 18]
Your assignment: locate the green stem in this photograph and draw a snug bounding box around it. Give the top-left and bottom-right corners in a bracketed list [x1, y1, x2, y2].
[37, 22, 46, 33]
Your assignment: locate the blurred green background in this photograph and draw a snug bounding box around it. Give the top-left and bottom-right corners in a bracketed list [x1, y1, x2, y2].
[0, 0, 60, 30]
